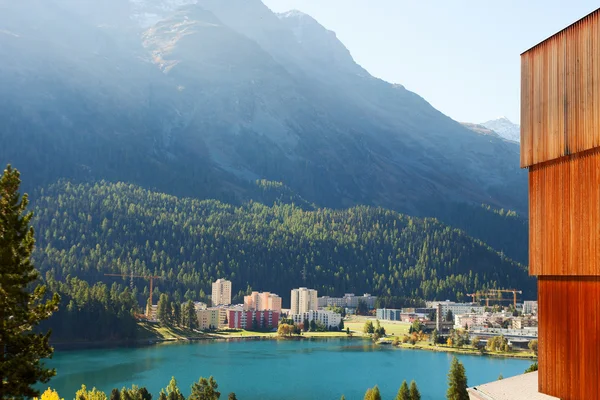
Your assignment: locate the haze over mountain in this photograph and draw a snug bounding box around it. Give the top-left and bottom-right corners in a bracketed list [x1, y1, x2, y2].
[0, 0, 526, 219]
[482, 117, 521, 143]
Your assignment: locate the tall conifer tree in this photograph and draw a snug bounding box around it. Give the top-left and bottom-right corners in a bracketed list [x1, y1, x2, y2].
[0, 165, 60, 398]
[446, 356, 469, 400]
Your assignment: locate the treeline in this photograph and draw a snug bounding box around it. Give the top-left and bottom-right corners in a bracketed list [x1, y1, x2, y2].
[428, 202, 528, 265]
[38, 274, 140, 342]
[32, 181, 536, 307]
[37, 376, 235, 400]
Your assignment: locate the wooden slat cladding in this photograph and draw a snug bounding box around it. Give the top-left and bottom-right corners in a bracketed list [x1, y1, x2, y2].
[538, 277, 600, 399]
[529, 147, 600, 275]
[521, 9, 600, 167]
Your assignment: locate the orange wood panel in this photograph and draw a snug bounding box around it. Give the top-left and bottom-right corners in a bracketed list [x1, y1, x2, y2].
[521, 9, 600, 167]
[529, 147, 600, 275]
[538, 277, 600, 399]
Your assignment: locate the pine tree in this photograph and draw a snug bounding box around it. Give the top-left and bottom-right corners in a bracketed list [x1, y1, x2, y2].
[163, 377, 185, 400]
[189, 376, 220, 400]
[395, 380, 410, 400]
[364, 386, 382, 400]
[110, 389, 121, 400]
[446, 356, 469, 400]
[156, 294, 170, 325]
[185, 300, 198, 330]
[0, 165, 60, 399]
[409, 380, 421, 400]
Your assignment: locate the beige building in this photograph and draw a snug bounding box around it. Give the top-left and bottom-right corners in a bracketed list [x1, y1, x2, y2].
[244, 292, 282, 312]
[196, 307, 228, 330]
[290, 287, 318, 315]
[211, 279, 232, 306]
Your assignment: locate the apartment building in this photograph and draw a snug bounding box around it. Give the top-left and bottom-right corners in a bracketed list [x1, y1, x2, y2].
[512, 316, 538, 330]
[318, 293, 378, 309]
[376, 308, 402, 321]
[427, 301, 485, 317]
[290, 310, 342, 329]
[196, 307, 227, 330]
[244, 291, 282, 312]
[290, 287, 318, 314]
[211, 279, 232, 306]
[522, 300, 538, 315]
[227, 309, 280, 330]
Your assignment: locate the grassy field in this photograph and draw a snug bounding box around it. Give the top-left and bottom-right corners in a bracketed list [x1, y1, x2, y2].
[344, 315, 410, 337]
[390, 340, 537, 359]
[137, 321, 206, 341]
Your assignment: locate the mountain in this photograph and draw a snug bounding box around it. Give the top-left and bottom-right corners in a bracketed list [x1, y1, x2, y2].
[0, 0, 527, 218]
[32, 181, 536, 304]
[482, 117, 521, 143]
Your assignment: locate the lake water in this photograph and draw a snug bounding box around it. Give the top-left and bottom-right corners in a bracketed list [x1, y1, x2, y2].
[46, 339, 531, 400]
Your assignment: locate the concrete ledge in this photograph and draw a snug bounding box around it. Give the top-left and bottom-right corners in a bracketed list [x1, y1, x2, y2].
[468, 372, 559, 400]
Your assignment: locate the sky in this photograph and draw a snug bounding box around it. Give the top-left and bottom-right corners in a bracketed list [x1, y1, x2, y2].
[263, 0, 599, 124]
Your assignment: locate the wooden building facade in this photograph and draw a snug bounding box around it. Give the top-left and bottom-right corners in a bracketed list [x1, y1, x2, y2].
[522, 8, 600, 399]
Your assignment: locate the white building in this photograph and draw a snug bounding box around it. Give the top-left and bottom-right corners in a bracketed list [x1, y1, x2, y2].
[291, 310, 342, 329]
[318, 293, 377, 309]
[427, 300, 485, 317]
[523, 300, 538, 315]
[290, 287, 318, 314]
[212, 279, 232, 306]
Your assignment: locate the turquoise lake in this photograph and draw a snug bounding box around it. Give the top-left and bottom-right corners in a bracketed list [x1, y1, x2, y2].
[46, 339, 531, 400]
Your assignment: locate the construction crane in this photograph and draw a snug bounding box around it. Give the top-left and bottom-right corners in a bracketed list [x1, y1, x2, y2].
[483, 289, 522, 308]
[466, 293, 480, 304]
[105, 272, 163, 317]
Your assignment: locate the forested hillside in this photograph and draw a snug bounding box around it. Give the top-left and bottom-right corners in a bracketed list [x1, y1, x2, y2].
[32, 181, 536, 308]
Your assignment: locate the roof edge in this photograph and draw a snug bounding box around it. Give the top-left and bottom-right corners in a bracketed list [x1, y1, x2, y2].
[521, 7, 600, 55]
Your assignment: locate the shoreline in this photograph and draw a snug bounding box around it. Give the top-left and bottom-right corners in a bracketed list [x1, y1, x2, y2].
[52, 333, 536, 362]
[51, 331, 364, 351]
[391, 342, 537, 360]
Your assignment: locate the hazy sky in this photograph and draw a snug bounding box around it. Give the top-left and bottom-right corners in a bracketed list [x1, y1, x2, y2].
[263, 1, 598, 124]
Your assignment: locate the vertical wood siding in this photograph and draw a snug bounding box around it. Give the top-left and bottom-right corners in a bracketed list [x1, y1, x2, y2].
[529, 147, 600, 276]
[538, 277, 600, 399]
[521, 9, 600, 167]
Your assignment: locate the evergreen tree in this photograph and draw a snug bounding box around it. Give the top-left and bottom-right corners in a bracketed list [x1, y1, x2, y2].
[446, 357, 468, 400]
[172, 302, 181, 326]
[110, 389, 121, 400]
[409, 381, 421, 400]
[227, 394, 237, 400]
[189, 376, 220, 400]
[138, 387, 152, 400]
[157, 294, 170, 325]
[185, 300, 198, 330]
[0, 165, 60, 399]
[163, 377, 185, 400]
[303, 319, 309, 332]
[431, 329, 439, 344]
[364, 386, 382, 400]
[395, 380, 410, 400]
[75, 385, 108, 400]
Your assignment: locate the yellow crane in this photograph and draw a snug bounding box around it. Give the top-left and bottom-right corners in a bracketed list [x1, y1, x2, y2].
[482, 289, 522, 308]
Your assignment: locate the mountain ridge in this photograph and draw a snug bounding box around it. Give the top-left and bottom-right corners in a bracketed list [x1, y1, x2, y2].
[1, 0, 527, 220]
[482, 117, 521, 143]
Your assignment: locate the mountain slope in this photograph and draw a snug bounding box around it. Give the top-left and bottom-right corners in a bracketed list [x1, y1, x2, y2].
[482, 117, 521, 143]
[0, 0, 526, 219]
[32, 181, 536, 303]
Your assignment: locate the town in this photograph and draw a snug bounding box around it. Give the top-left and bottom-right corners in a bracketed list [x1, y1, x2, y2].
[145, 279, 538, 356]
